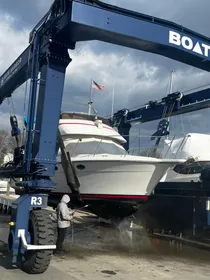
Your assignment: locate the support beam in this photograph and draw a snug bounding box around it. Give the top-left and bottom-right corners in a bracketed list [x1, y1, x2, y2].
[32, 46, 71, 178]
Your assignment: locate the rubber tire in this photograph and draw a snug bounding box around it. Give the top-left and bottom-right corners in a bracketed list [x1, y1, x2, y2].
[20, 209, 55, 274]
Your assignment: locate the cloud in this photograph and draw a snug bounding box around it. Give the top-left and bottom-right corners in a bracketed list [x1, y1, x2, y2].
[103, 0, 210, 36]
[0, 12, 30, 122]
[65, 46, 162, 109]
[0, 1, 210, 142]
[0, 13, 28, 72]
[0, 0, 53, 28]
[64, 45, 210, 114]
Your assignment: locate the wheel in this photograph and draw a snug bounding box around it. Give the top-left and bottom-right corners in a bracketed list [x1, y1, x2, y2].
[20, 209, 55, 274]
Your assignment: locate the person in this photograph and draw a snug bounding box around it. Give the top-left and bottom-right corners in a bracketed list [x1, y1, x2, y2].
[54, 194, 74, 255]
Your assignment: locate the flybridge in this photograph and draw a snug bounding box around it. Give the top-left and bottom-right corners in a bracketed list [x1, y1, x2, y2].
[169, 30, 210, 58]
[2, 0, 210, 274]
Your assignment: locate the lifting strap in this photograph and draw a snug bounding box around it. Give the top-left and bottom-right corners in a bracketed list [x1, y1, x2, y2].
[57, 129, 83, 204]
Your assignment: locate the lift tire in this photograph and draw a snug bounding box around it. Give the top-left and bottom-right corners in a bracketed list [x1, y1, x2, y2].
[20, 209, 55, 274]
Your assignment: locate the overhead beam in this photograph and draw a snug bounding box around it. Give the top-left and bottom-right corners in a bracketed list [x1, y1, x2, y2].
[58, 0, 210, 71]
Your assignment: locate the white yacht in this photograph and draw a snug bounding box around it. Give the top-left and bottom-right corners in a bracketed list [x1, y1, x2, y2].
[160, 133, 210, 183]
[48, 112, 187, 220]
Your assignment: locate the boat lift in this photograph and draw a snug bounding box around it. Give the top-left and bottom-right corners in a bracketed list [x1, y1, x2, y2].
[1, 0, 210, 274]
[111, 89, 210, 151]
[110, 80, 210, 237]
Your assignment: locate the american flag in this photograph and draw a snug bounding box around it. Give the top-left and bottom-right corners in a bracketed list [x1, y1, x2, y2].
[92, 80, 104, 91]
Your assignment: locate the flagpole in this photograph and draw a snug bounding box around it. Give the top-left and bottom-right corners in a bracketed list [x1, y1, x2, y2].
[111, 81, 115, 119]
[88, 78, 93, 115]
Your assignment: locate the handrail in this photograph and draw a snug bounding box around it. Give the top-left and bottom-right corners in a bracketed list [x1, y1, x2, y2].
[56, 132, 202, 160]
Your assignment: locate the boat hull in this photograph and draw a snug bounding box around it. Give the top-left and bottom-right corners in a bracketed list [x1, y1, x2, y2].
[160, 169, 201, 183]
[49, 156, 182, 219]
[48, 193, 144, 220]
[53, 159, 174, 195]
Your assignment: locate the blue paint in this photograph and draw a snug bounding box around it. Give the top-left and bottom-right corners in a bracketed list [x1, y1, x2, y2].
[24, 35, 40, 173]
[23, 117, 36, 125]
[112, 87, 210, 149]
[69, 1, 210, 71]
[8, 194, 48, 263]
[0, 0, 210, 267]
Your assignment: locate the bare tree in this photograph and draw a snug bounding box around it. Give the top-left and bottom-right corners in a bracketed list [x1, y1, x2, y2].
[0, 130, 9, 165]
[0, 130, 18, 165]
[7, 135, 17, 153]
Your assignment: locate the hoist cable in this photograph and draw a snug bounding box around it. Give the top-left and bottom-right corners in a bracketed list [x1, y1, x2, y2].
[9, 97, 15, 116]
[186, 113, 193, 133]
[21, 49, 32, 146]
[180, 114, 185, 135]
[7, 98, 12, 116]
[7, 96, 16, 117]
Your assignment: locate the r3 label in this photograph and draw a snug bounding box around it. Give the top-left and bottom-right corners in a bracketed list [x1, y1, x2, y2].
[31, 196, 43, 206]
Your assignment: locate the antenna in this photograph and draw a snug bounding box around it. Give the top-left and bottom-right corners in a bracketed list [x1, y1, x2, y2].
[169, 70, 174, 94]
[88, 78, 93, 115]
[166, 70, 175, 139]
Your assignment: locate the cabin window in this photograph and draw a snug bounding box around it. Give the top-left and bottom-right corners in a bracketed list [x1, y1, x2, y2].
[65, 140, 125, 156]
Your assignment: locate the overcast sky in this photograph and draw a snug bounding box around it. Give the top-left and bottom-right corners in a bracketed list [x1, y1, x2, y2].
[0, 0, 210, 151]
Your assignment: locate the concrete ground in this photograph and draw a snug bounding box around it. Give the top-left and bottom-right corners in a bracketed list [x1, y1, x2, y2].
[1, 212, 210, 280]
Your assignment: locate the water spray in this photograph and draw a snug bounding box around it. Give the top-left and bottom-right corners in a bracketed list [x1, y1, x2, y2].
[71, 204, 89, 242]
[72, 204, 89, 214]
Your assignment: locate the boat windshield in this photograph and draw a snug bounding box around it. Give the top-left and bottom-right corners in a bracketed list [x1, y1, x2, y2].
[173, 162, 210, 174]
[65, 139, 125, 156]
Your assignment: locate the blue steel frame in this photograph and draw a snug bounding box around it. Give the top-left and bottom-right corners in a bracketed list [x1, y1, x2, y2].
[8, 194, 48, 263]
[112, 87, 210, 150]
[0, 0, 210, 265]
